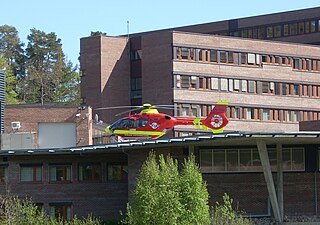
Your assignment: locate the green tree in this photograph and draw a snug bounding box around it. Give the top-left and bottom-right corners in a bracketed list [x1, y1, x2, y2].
[24, 28, 65, 104]
[0, 25, 25, 79]
[0, 57, 19, 104]
[55, 60, 81, 105]
[124, 152, 210, 225]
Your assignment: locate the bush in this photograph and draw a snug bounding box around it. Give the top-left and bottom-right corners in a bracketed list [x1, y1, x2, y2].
[0, 195, 102, 225]
[123, 152, 210, 225]
[211, 193, 254, 225]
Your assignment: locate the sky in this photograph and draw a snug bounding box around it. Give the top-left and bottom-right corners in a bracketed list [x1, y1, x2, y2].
[2, 1, 320, 66]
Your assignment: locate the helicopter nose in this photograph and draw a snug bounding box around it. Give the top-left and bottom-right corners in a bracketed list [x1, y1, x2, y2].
[105, 125, 111, 134]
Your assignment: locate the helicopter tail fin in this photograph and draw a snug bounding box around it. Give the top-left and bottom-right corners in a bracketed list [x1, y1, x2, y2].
[200, 102, 229, 133]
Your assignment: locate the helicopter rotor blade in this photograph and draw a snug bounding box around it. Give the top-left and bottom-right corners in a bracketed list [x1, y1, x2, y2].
[95, 106, 141, 111]
[115, 107, 144, 116]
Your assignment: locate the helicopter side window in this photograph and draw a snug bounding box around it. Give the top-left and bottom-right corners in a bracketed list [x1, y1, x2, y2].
[133, 119, 148, 128]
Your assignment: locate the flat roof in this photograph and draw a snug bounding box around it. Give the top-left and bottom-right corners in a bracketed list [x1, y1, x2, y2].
[1, 132, 320, 156]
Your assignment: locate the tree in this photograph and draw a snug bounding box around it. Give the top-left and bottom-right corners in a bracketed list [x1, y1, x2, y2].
[124, 152, 210, 225]
[0, 25, 25, 79]
[24, 28, 65, 104]
[0, 57, 19, 104]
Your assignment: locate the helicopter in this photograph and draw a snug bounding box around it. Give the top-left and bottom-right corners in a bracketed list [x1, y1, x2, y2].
[98, 102, 229, 140]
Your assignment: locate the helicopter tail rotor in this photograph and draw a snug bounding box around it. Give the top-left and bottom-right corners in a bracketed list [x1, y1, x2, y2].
[201, 102, 229, 133]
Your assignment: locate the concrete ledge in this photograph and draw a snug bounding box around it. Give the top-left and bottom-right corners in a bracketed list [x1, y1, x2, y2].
[279, 223, 320, 225]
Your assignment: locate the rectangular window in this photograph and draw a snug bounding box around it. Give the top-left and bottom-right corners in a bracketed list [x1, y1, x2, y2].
[266, 26, 273, 38]
[274, 25, 281, 37]
[20, 165, 42, 182]
[211, 78, 219, 90]
[258, 27, 265, 39]
[293, 111, 299, 122]
[311, 20, 316, 32]
[227, 52, 234, 63]
[247, 53, 256, 64]
[213, 150, 225, 172]
[49, 164, 71, 182]
[263, 109, 270, 121]
[78, 163, 101, 182]
[220, 79, 228, 91]
[108, 164, 128, 181]
[180, 76, 190, 89]
[284, 24, 289, 36]
[290, 23, 298, 35]
[220, 51, 227, 63]
[305, 21, 310, 33]
[233, 79, 239, 90]
[293, 58, 300, 69]
[241, 53, 247, 64]
[228, 79, 233, 91]
[197, 49, 203, 61]
[50, 203, 72, 221]
[298, 22, 305, 34]
[210, 50, 217, 62]
[262, 82, 270, 93]
[181, 48, 189, 59]
[248, 80, 255, 93]
[200, 150, 212, 172]
[241, 80, 247, 92]
[246, 108, 254, 119]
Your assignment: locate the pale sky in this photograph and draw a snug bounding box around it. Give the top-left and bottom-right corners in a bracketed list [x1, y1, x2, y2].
[2, 1, 320, 66]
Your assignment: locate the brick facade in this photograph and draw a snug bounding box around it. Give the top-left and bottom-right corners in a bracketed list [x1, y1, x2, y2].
[80, 7, 320, 135]
[4, 105, 92, 148]
[1, 153, 127, 221]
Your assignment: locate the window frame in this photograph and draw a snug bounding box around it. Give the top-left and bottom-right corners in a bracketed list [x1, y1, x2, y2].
[20, 164, 43, 183]
[78, 163, 102, 182]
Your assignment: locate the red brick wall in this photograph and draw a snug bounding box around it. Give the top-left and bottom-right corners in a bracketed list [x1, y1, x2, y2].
[4, 105, 92, 147]
[3, 153, 127, 221]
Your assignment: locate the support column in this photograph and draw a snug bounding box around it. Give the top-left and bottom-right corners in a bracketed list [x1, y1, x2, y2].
[256, 140, 282, 222]
[277, 143, 284, 221]
[188, 145, 194, 156]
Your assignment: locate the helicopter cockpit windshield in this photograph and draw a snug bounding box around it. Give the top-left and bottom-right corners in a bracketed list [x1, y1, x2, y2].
[110, 118, 148, 130]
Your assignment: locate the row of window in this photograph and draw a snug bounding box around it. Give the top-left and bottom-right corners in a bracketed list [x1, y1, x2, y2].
[174, 47, 320, 72]
[228, 19, 320, 39]
[177, 103, 320, 122]
[175, 75, 320, 98]
[200, 147, 304, 173]
[0, 163, 128, 183]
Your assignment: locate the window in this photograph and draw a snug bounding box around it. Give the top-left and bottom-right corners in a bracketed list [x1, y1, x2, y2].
[266, 26, 273, 38]
[283, 24, 289, 36]
[49, 164, 71, 182]
[131, 77, 142, 99]
[0, 166, 7, 183]
[290, 23, 298, 35]
[220, 79, 228, 91]
[50, 203, 72, 221]
[274, 25, 281, 37]
[211, 78, 219, 90]
[108, 164, 128, 181]
[293, 58, 300, 69]
[78, 163, 101, 182]
[200, 147, 304, 173]
[283, 148, 304, 171]
[248, 80, 255, 93]
[258, 27, 265, 39]
[305, 21, 310, 33]
[220, 51, 227, 63]
[311, 20, 316, 32]
[180, 76, 190, 88]
[298, 22, 305, 34]
[130, 50, 141, 60]
[241, 53, 247, 64]
[181, 48, 189, 59]
[228, 52, 234, 63]
[210, 50, 217, 62]
[246, 108, 254, 119]
[263, 109, 270, 121]
[20, 165, 42, 182]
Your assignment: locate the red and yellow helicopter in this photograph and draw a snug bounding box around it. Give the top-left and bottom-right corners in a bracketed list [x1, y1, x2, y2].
[99, 102, 229, 139]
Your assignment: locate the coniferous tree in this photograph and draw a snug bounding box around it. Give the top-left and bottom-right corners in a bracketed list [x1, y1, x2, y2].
[24, 28, 65, 104]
